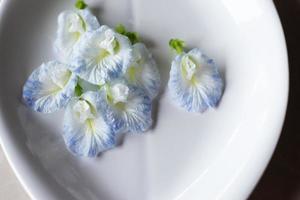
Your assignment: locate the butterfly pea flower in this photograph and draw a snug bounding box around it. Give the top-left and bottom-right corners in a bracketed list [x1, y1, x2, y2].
[22, 61, 77, 113]
[98, 81, 152, 134]
[54, 9, 100, 62]
[70, 25, 132, 85]
[63, 91, 115, 157]
[124, 43, 160, 99]
[168, 48, 224, 113]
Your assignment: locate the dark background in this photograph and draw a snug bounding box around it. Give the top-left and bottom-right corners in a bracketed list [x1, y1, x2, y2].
[249, 0, 300, 199]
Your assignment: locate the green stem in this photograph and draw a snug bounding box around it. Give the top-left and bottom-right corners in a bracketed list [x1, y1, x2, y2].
[169, 38, 185, 54]
[75, 83, 83, 96]
[75, 0, 88, 10]
[115, 24, 140, 45]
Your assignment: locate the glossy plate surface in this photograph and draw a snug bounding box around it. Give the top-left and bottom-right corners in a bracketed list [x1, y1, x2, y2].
[0, 0, 288, 199]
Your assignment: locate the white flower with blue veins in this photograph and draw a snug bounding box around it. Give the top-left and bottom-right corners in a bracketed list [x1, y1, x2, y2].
[125, 43, 160, 99]
[63, 91, 115, 157]
[70, 25, 132, 85]
[22, 61, 77, 113]
[54, 9, 100, 62]
[22, 1, 161, 157]
[168, 48, 224, 113]
[98, 81, 152, 134]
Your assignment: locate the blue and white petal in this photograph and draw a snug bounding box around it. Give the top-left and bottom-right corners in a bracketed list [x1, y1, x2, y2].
[125, 43, 160, 99]
[168, 48, 224, 113]
[70, 25, 132, 85]
[63, 91, 115, 157]
[22, 61, 77, 113]
[54, 9, 100, 62]
[98, 81, 152, 134]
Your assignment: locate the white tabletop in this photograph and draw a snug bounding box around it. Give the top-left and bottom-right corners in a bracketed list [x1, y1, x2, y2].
[0, 147, 29, 200]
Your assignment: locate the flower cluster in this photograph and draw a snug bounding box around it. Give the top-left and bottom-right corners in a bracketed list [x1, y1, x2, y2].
[168, 39, 224, 112]
[22, 7, 160, 157]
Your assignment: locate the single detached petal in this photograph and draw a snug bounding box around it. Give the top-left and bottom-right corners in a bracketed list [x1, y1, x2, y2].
[124, 43, 160, 99]
[70, 25, 132, 85]
[168, 48, 224, 113]
[98, 81, 152, 134]
[54, 9, 100, 62]
[63, 91, 115, 157]
[22, 61, 77, 113]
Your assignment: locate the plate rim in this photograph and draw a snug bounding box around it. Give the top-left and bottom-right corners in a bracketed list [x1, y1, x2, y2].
[0, 0, 289, 199]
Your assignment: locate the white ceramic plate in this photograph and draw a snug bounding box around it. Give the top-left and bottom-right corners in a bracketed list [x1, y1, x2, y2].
[0, 0, 288, 200]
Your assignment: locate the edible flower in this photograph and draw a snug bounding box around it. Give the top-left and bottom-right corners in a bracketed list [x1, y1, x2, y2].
[168, 39, 224, 112]
[98, 80, 152, 134]
[125, 43, 160, 99]
[22, 61, 77, 113]
[70, 25, 132, 85]
[54, 9, 100, 62]
[63, 91, 115, 157]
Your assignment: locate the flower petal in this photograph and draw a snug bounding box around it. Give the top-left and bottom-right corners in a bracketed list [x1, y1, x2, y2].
[63, 91, 115, 157]
[98, 81, 152, 134]
[54, 9, 100, 62]
[70, 26, 132, 85]
[22, 61, 77, 113]
[125, 43, 160, 99]
[79, 9, 101, 31]
[168, 48, 224, 113]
